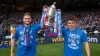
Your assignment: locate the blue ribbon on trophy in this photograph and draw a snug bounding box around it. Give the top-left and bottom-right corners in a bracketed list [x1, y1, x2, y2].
[40, 2, 62, 38]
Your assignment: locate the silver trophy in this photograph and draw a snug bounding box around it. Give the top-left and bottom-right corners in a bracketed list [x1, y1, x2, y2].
[47, 2, 56, 26]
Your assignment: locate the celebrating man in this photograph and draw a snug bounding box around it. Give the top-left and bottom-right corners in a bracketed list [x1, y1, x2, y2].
[11, 13, 41, 56]
[62, 17, 90, 56]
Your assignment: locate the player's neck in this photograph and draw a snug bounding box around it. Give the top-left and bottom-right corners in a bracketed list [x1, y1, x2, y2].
[69, 28, 75, 31]
[24, 24, 30, 27]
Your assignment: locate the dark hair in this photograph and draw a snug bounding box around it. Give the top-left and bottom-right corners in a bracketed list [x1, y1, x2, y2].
[67, 16, 77, 22]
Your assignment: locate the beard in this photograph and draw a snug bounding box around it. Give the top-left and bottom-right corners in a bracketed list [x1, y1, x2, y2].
[24, 21, 31, 26]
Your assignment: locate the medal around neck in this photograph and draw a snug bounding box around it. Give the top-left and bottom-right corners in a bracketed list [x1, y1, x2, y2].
[22, 26, 32, 47]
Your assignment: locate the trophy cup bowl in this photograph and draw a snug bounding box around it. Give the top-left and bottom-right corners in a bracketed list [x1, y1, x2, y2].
[47, 2, 56, 26]
[47, 2, 56, 18]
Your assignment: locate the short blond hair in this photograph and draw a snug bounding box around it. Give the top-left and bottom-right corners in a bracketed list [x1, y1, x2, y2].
[23, 12, 31, 17]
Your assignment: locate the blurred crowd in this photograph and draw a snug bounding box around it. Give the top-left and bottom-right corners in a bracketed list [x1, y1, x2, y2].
[0, 9, 100, 39]
[62, 9, 100, 34]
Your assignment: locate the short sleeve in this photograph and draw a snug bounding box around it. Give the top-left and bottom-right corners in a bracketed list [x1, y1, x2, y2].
[13, 28, 19, 40]
[35, 24, 41, 31]
[62, 28, 65, 36]
[82, 31, 88, 42]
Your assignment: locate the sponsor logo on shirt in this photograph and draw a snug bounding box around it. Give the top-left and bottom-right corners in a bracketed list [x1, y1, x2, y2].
[68, 34, 80, 50]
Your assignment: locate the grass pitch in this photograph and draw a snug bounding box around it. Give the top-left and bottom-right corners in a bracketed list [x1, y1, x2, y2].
[0, 43, 100, 56]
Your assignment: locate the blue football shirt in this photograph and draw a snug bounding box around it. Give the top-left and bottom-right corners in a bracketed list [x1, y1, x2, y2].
[62, 28, 88, 56]
[13, 24, 41, 56]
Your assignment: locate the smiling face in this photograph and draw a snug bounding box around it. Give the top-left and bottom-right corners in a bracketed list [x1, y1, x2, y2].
[67, 18, 77, 30]
[23, 13, 32, 26]
[67, 20, 76, 30]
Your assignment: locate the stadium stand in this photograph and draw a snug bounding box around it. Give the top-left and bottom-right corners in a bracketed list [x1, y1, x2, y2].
[0, 9, 100, 39]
